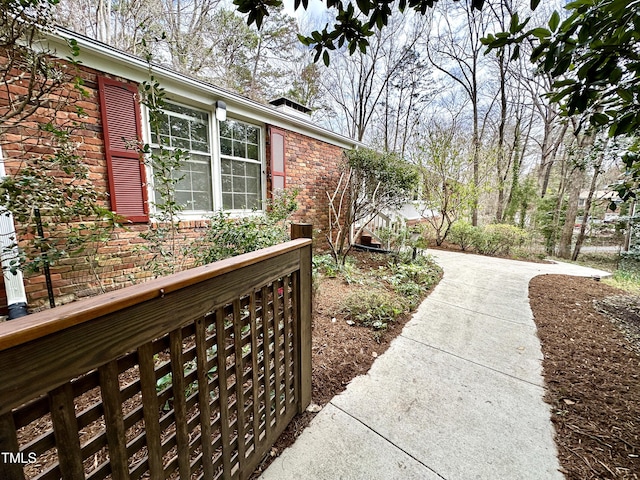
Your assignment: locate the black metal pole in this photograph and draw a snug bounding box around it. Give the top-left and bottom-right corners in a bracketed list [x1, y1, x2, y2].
[34, 207, 55, 309]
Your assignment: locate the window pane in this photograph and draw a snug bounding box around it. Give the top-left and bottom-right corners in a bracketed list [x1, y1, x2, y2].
[246, 175, 259, 195]
[232, 161, 245, 176]
[233, 140, 245, 158]
[235, 194, 247, 210]
[246, 162, 260, 179]
[247, 194, 260, 210]
[219, 120, 232, 139]
[246, 143, 259, 160]
[232, 121, 246, 141]
[233, 177, 246, 193]
[246, 126, 259, 144]
[175, 190, 192, 209]
[173, 137, 190, 149]
[193, 140, 208, 153]
[220, 138, 232, 156]
[191, 168, 209, 192]
[191, 122, 209, 146]
[222, 193, 233, 210]
[193, 191, 212, 210]
[170, 116, 190, 140]
[221, 175, 232, 192]
[221, 159, 232, 175]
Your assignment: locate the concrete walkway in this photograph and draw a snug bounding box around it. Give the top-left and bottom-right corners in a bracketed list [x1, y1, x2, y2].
[260, 250, 611, 480]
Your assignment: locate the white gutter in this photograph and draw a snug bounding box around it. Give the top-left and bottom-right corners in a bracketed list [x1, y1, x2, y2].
[0, 146, 29, 319]
[46, 27, 365, 151]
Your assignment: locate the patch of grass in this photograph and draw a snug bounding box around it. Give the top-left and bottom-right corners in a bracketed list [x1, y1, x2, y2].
[603, 269, 640, 294]
[572, 252, 619, 271]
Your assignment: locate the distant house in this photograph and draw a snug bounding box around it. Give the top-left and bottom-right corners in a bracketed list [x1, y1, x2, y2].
[0, 28, 360, 311]
[577, 190, 622, 223]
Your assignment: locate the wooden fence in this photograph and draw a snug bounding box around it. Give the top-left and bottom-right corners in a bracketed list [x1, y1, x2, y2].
[0, 235, 312, 479]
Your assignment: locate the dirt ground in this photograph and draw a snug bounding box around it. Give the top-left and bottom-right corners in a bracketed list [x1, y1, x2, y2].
[530, 275, 640, 479]
[255, 259, 640, 479]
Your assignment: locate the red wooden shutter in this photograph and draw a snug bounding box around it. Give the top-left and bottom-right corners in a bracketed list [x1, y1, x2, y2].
[98, 76, 149, 222]
[269, 127, 286, 190]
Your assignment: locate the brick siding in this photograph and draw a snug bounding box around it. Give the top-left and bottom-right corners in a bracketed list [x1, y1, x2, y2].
[1, 53, 345, 309]
[266, 127, 345, 247]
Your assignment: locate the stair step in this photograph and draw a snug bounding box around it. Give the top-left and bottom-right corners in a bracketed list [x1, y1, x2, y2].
[360, 234, 373, 245]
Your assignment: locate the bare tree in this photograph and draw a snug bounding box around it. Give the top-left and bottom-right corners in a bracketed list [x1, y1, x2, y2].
[321, 13, 429, 143]
[425, 2, 491, 226]
[414, 122, 474, 245]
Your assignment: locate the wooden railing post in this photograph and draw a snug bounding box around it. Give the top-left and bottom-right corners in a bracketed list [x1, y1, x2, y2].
[0, 413, 25, 480]
[291, 222, 313, 240]
[292, 223, 313, 412]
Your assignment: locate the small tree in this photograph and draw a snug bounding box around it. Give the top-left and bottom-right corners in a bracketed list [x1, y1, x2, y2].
[414, 124, 474, 246]
[327, 148, 418, 265]
[135, 46, 195, 278]
[1, 0, 120, 304]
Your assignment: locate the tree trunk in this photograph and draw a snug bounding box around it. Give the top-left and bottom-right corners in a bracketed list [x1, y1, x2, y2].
[572, 157, 603, 261]
[558, 169, 584, 258]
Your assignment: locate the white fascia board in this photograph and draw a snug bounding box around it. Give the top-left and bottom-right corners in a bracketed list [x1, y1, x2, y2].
[47, 28, 363, 151]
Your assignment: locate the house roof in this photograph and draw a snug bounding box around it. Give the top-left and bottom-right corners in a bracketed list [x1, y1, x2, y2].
[46, 27, 362, 150]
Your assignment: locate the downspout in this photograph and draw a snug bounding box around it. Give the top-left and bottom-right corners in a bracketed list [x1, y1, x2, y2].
[0, 146, 29, 319]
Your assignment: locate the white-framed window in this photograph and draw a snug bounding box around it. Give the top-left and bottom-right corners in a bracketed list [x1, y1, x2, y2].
[147, 102, 264, 215]
[219, 119, 263, 211]
[150, 102, 213, 212]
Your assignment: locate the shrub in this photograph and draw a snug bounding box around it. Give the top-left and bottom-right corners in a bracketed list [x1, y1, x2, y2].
[313, 254, 340, 278]
[192, 189, 298, 264]
[342, 291, 405, 331]
[474, 224, 528, 256]
[383, 255, 441, 308]
[448, 221, 477, 251]
[193, 211, 289, 264]
[620, 250, 640, 274]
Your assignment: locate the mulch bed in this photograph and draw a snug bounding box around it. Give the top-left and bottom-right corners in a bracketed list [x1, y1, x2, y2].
[530, 275, 640, 480]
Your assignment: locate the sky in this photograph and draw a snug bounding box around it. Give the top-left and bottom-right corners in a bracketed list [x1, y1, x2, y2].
[282, 0, 333, 33]
[282, 0, 328, 18]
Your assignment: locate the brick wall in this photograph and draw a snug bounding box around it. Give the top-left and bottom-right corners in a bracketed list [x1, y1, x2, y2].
[266, 127, 345, 247]
[1, 52, 347, 309]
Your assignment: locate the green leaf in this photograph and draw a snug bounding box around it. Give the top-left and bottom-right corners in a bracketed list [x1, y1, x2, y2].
[510, 44, 521, 61]
[617, 88, 634, 102]
[530, 0, 541, 9]
[530, 27, 550, 39]
[591, 112, 609, 126]
[356, 0, 370, 15]
[509, 13, 519, 34]
[323, 50, 330, 66]
[549, 11, 560, 32]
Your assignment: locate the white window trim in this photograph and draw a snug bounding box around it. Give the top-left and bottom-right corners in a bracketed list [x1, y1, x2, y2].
[141, 102, 267, 221]
[217, 118, 266, 215]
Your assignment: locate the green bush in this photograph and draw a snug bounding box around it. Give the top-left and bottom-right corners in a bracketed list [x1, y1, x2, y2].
[193, 211, 288, 264]
[192, 189, 298, 264]
[388, 260, 440, 287]
[620, 250, 640, 273]
[449, 221, 477, 251]
[474, 224, 528, 256]
[313, 254, 340, 277]
[383, 255, 441, 308]
[342, 291, 405, 331]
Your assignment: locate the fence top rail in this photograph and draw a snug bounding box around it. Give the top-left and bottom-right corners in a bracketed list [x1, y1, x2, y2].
[0, 239, 311, 352]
